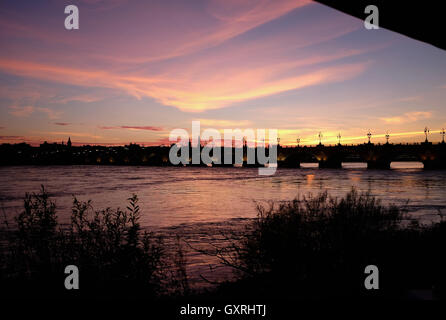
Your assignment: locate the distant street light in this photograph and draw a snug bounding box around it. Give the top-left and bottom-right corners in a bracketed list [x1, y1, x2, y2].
[296, 137, 300, 147]
[424, 126, 430, 143]
[318, 132, 323, 145]
[367, 130, 372, 144]
[337, 133, 341, 145]
[441, 128, 445, 143]
[385, 131, 390, 144]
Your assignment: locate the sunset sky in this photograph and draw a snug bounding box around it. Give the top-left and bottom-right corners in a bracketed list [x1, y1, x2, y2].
[1, 0, 445, 146]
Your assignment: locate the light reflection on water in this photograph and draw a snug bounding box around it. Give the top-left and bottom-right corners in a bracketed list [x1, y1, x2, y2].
[0, 162, 444, 227]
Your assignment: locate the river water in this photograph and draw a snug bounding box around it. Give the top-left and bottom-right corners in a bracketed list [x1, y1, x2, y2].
[1, 163, 445, 288]
[1, 163, 445, 226]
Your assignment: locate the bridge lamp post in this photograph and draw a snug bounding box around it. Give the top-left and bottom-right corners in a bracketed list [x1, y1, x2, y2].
[385, 131, 390, 144]
[367, 130, 372, 144]
[296, 138, 300, 147]
[337, 133, 341, 146]
[318, 132, 323, 146]
[441, 128, 445, 144]
[424, 126, 430, 143]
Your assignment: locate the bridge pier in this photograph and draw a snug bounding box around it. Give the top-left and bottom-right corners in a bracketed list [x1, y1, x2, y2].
[318, 159, 342, 169]
[423, 159, 446, 169]
[367, 160, 391, 169]
[242, 161, 262, 168]
[277, 160, 300, 168]
[278, 153, 302, 168]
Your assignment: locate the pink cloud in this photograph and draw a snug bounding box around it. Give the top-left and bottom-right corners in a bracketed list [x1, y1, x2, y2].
[9, 105, 34, 117]
[0, 0, 371, 113]
[99, 125, 164, 131]
[39, 131, 102, 139]
[0, 0, 310, 65]
[0, 55, 369, 112]
[37, 107, 62, 120]
[8, 105, 61, 119]
[380, 111, 432, 124]
[0, 135, 25, 140]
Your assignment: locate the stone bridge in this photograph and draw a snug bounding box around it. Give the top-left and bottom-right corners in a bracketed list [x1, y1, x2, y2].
[276, 142, 446, 169]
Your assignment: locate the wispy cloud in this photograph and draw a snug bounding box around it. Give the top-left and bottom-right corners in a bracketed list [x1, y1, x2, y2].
[54, 94, 106, 104]
[0, 0, 367, 113]
[0, 0, 311, 65]
[396, 96, 421, 103]
[0, 135, 25, 140]
[54, 122, 71, 126]
[0, 58, 369, 112]
[39, 131, 102, 139]
[99, 125, 164, 131]
[89, 0, 313, 64]
[197, 119, 253, 128]
[37, 107, 62, 120]
[380, 111, 432, 124]
[9, 105, 61, 119]
[9, 105, 35, 117]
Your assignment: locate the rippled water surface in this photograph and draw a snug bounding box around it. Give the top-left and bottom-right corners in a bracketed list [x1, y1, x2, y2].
[1, 163, 445, 226]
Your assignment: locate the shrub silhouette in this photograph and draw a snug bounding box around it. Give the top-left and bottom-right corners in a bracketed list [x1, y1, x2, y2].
[2, 187, 445, 300]
[212, 189, 446, 299]
[1, 186, 164, 298]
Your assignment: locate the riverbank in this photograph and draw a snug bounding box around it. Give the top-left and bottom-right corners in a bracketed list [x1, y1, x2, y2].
[1, 187, 445, 300]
